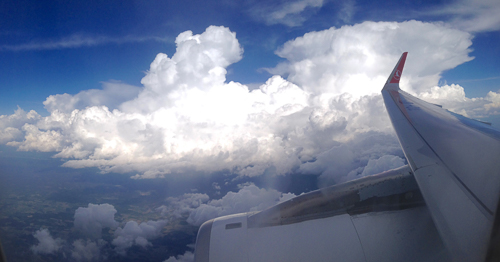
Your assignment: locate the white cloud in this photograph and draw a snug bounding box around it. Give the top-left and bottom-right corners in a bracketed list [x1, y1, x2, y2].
[0, 107, 40, 143]
[0, 34, 171, 52]
[34, 203, 168, 257]
[338, 0, 356, 23]
[360, 155, 406, 176]
[0, 126, 22, 144]
[485, 91, 500, 114]
[71, 239, 107, 262]
[164, 251, 194, 262]
[159, 193, 210, 219]
[43, 81, 141, 114]
[298, 132, 404, 185]
[249, 0, 324, 27]
[112, 220, 168, 255]
[428, 0, 500, 32]
[2, 26, 312, 178]
[30, 228, 64, 255]
[418, 84, 500, 118]
[270, 20, 474, 99]
[1, 22, 498, 184]
[7, 124, 64, 152]
[74, 203, 119, 239]
[166, 184, 296, 226]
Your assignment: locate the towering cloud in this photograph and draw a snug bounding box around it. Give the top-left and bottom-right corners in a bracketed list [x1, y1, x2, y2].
[1, 22, 498, 184]
[271, 20, 473, 98]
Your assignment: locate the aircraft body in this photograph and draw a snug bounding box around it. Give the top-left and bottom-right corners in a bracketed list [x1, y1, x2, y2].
[193, 53, 500, 262]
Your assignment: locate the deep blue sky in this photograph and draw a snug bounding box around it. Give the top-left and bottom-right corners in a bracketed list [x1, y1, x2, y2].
[1, 0, 499, 115]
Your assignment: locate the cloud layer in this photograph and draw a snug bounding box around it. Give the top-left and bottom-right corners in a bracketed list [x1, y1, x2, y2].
[1, 22, 499, 184]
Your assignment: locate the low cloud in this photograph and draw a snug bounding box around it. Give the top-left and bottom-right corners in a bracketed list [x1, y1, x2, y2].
[164, 251, 194, 262]
[360, 155, 406, 177]
[164, 184, 296, 226]
[34, 203, 168, 258]
[160, 193, 210, 219]
[112, 220, 168, 256]
[74, 203, 119, 239]
[71, 239, 107, 262]
[30, 228, 64, 255]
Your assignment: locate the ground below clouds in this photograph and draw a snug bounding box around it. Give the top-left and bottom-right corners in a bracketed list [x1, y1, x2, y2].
[0, 146, 197, 262]
[0, 145, 317, 262]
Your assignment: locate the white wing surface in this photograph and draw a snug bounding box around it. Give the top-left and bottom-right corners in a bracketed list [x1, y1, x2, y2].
[382, 52, 500, 262]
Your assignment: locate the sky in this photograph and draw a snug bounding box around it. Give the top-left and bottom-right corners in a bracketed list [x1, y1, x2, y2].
[1, 0, 500, 261]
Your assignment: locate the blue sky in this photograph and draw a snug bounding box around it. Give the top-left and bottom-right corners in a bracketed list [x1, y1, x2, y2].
[2, 0, 499, 115]
[1, 0, 500, 260]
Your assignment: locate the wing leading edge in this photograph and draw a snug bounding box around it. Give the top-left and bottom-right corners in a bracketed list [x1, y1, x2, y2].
[382, 52, 500, 262]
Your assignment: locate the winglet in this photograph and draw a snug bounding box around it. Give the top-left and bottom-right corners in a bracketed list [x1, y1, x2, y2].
[383, 52, 408, 90]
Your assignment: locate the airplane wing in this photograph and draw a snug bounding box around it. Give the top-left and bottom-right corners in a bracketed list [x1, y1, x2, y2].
[382, 52, 500, 262]
[193, 53, 500, 262]
[195, 166, 449, 262]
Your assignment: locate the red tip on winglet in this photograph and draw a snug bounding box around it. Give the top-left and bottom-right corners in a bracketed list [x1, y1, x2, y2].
[386, 52, 408, 85]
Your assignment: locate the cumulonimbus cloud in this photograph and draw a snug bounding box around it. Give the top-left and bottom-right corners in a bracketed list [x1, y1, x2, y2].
[1, 22, 499, 183]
